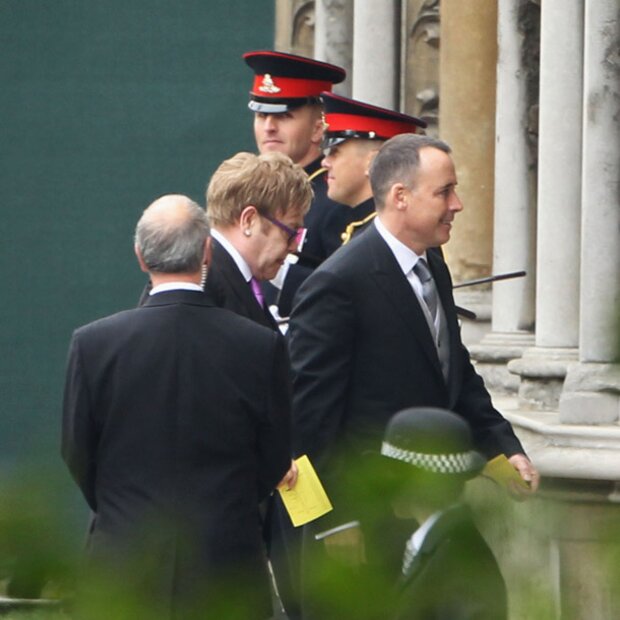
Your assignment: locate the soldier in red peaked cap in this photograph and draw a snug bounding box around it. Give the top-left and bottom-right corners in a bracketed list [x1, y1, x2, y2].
[244, 50, 346, 115]
[320, 92, 427, 244]
[243, 51, 350, 317]
[242, 50, 352, 620]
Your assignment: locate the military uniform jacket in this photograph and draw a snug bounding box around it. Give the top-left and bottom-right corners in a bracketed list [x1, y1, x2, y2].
[289, 224, 524, 528]
[340, 197, 376, 245]
[393, 505, 507, 620]
[62, 290, 291, 618]
[274, 157, 350, 316]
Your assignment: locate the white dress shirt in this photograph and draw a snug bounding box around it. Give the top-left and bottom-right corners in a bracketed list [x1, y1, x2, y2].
[210, 228, 253, 283]
[374, 216, 441, 340]
[150, 282, 203, 295]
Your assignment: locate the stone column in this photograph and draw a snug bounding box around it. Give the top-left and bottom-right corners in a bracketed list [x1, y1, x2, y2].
[402, 0, 441, 137]
[468, 0, 537, 392]
[274, 0, 295, 52]
[507, 0, 583, 410]
[534, 0, 583, 349]
[352, 0, 399, 107]
[438, 0, 497, 285]
[438, 0, 500, 347]
[314, 0, 353, 97]
[559, 0, 620, 424]
[275, 0, 316, 57]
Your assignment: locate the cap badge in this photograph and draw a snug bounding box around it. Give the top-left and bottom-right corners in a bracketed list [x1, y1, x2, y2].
[258, 74, 281, 94]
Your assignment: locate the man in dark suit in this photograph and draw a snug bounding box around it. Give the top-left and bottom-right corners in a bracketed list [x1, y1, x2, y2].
[205, 151, 312, 620]
[288, 135, 539, 611]
[62, 194, 294, 620]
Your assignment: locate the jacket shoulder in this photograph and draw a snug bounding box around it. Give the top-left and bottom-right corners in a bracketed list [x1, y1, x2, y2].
[73, 307, 139, 338]
[320, 226, 377, 274]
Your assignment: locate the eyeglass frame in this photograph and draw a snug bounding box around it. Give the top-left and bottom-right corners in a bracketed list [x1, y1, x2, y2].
[260, 212, 306, 250]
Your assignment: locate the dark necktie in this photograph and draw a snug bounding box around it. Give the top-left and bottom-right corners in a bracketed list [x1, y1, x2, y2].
[413, 258, 438, 322]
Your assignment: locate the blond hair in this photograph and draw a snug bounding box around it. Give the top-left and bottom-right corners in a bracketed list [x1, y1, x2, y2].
[206, 151, 313, 227]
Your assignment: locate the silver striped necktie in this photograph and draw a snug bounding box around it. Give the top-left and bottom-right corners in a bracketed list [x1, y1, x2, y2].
[413, 258, 438, 321]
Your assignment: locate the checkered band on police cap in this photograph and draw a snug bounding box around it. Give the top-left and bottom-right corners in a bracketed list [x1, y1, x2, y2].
[381, 441, 482, 475]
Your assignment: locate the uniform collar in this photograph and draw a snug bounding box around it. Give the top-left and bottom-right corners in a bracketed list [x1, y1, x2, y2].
[304, 155, 324, 177]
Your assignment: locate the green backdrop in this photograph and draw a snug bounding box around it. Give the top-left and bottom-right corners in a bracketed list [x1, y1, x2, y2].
[0, 2, 274, 472]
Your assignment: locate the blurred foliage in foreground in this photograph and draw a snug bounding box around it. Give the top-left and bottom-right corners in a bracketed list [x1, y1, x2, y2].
[1, 461, 620, 618]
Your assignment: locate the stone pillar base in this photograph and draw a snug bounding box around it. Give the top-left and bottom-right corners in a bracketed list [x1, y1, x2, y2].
[454, 289, 491, 347]
[469, 331, 534, 395]
[544, 479, 620, 620]
[491, 399, 620, 620]
[507, 347, 578, 411]
[559, 363, 620, 425]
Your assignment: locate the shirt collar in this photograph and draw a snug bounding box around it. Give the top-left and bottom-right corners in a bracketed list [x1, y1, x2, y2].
[374, 215, 426, 275]
[411, 509, 443, 553]
[150, 282, 203, 296]
[211, 228, 253, 282]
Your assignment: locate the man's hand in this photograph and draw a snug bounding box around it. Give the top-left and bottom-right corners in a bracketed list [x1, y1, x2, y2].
[277, 459, 299, 490]
[323, 525, 366, 567]
[508, 453, 540, 498]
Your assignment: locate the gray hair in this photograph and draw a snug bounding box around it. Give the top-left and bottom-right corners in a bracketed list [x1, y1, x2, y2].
[135, 196, 209, 274]
[369, 134, 451, 209]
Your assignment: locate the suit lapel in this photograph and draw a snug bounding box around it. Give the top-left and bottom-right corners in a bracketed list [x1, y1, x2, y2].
[211, 240, 278, 330]
[400, 504, 468, 584]
[365, 228, 444, 382]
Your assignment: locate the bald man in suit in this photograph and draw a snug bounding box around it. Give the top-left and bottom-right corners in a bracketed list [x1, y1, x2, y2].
[63, 195, 293, 620]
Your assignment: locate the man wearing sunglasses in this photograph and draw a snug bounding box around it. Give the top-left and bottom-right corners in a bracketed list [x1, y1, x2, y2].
[136, 152, 309, 332]
[204, 150, 311, 619]
[204, 150, 311, 331]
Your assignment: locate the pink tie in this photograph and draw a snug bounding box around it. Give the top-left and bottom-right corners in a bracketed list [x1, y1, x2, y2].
[250, 277, 265, 308]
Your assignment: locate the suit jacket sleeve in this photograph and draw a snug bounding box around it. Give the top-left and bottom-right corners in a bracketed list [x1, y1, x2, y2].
[431, 253, 525, 459]
[61, 332, 99, 511]
[256, 333, 294, 501]
[455, 344, 524, 458]
[289, 269, 356, 469]
[276, 263, 313, 317]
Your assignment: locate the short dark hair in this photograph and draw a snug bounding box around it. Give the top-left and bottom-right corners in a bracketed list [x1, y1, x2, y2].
[369, 134, 451, 209]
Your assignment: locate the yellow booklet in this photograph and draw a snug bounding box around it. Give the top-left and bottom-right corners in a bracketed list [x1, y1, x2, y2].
[482, 454, 530, 490]
[278, 455, 333, 527]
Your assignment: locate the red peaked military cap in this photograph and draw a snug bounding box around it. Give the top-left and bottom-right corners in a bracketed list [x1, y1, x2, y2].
[321, 92, 427, 148]
[243, 50, 346, 114]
